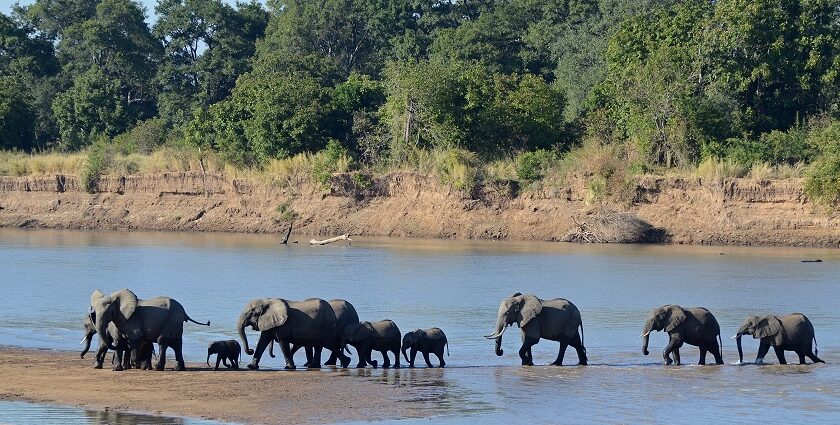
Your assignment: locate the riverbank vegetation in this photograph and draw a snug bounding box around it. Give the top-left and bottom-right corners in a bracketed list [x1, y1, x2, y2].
[1, 0, 839, 203]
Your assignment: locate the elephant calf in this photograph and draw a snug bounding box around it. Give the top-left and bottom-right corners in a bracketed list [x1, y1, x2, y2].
[641, 305, 723, 366]
[207, 340, 242, 370]
[402, 328, 449, 368]
[345, 320, 401, 368]
[734, 313, 824, 365]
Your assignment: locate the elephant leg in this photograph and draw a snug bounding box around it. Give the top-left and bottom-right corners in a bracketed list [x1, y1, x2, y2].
[773, 346, 787, 365]
[551, 338, 568, 366]
[381, 350, 391, 368]
[797, 351, 807, 365]
[755, 341, 771, 364]
[324, 346, 338, 366]
[303, 346, 313, 368]
[222, 357, 230, 368]
[280, 340, 296, 370]
[94, 345, 107, 369]
[519, 336, 538, 366]
[155, 343, 168, 371]
[568, 332, 587, 365]
[699, 347, 707, 365]
[436, 350, 446, 368]
[247, 332, 274, 370]
[806, 350, 825, 364]
[393, 349, 401, 368]
[423, 351, 433, 368]
[663, 337, 680, 366]
[710, 340, 723, 365]
[309, 346, 323, 369]
[215, 355, 222, 371]
[673, 347, 681, 365]
[409, 348, 417, 368]
[172, 340, 186, 371]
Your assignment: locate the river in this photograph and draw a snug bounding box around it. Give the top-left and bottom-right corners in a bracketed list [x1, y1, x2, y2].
[0, 229, 838, 423]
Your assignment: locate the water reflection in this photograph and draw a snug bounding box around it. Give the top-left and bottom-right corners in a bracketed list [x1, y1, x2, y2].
[0, 401, 225, 425]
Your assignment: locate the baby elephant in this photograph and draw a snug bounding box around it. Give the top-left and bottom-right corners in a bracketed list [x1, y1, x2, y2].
[734, 313, 824, 365]
[207, 340, 242, 370]
[345, 320, 401, 368]
[402, 328, 449, 368]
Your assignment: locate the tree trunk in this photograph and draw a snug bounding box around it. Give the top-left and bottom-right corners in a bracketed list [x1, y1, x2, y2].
[309, 234, 352, 245]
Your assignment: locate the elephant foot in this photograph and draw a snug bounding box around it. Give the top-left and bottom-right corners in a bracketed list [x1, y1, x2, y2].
[247, 363, 260, 370]
[324, 359, 337, 366]
[174, 364, 186, 372]
[393, 364, 400, 369]
[340, 359, 351, 368]
[307, 364, 321, 370]
[154, 365, 165, 371]
[370, 360, 378, 368]
[356, 364, 365, 369]
[113, 365, 124, 372]
[578, 361, 587, 366]
[93, 364, 103, 369]
[284, 364, 296, 370]
[408, 364, 415, 368]
[550, 361, 563, 366]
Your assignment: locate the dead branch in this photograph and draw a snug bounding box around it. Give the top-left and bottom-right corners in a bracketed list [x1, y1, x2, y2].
[309, 234, 352, 245]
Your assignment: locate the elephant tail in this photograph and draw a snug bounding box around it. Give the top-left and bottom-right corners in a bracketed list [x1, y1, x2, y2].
[446, 340, 450, 356]
[814, 336, 819, 357]
[185, 313, 210, 327]
[580, 323, 585, 348]
[718, 333, 723, 360]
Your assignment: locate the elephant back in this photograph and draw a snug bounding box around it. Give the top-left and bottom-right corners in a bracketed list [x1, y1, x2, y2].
[288, 298, 338, 340]
[425, 328, 447, 341]
[686, 307, 721, 335]
[539, 298, 582, 339]
[329, 299, 360, 332]
[779, 313, 814, 347]
[373, 320, 401, 339]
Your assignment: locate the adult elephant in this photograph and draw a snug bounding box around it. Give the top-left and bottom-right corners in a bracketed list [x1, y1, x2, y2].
[484, 293, 587, 366]
[238, 298, 339, 370]
[89, 289, 209, 371]
[734, 313, 825, 365]
[286, 299, 357, 368]
[641, 305, 723, 365]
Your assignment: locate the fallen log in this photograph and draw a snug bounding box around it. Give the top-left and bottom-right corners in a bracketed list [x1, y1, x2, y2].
[280, 221, 293, 245]
[309, 234, 352, 245]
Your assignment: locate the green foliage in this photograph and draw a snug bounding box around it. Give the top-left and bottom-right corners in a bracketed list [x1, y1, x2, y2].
[805, 123, 840, 205]
[275, 200, 298, 222]
[353, 172, 373, 190]
[312, 139, 354, 186]
[0, 76, 36, 150]
[515, 149, 555, 182]
[52, 66, 126, 149]
[434, 148, 478, 193]
[112, 118, 169, 155]
[82, 136, 111, 193]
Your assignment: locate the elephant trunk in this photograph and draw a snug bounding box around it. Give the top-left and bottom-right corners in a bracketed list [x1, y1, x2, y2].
[207, 348, 212, 368]
[736, 334, 743, 363]
[95, 321, 117, 350]
[81, 331, 95, 358]
[641, 319, 654, 356]
[402, 346, 409, 363]
[485, 311, 507, 356]
[237, 314, 253, 356]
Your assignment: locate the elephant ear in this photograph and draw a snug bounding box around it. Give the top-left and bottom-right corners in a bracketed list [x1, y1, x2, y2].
[90, 289, 105, 308]
[519, 294, 542, 328]
[754, 316, 782, 339]
[257, 299, 289, 330]
[664, 306, 687, 332]
[113, 289, 139, 321]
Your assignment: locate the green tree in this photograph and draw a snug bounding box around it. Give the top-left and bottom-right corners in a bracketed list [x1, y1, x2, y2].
[52, 66, 126, 149]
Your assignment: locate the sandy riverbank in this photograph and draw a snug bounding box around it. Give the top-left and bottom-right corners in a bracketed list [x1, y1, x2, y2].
[0, 171, 838, 247]
[0, 347, 434, 424]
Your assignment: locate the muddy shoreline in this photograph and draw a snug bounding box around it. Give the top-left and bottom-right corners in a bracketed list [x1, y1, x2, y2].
[0, 171, 838, 247]
[0, 347, 437, 424]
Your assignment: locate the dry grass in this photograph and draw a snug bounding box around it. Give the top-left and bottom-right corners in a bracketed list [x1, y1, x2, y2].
[694, 157, 749, 182]
[748, 162, 805, 180]
[0, 151, 87, 176]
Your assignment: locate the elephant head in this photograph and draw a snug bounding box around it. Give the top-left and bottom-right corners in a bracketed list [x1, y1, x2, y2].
[733, 315, 782, 363]
[641, 305, 686, 356]
[344, 321, 374, 346]
[206, 341, 221, 368]
[90, 289, 138, 350]
[81, 312, 97, 358]
[484, 293, 542, 356]
[237, 298, 289, 356]
[401, 329, 425, 362]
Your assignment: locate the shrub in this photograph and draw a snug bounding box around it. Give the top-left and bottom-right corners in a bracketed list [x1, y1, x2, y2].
[805, 123, 840, 206]
[82, 137, 112, 193]
[515, 150, 554, 182]
[112, 118, 168, 155]
[433, 148, 478, 193]
[312, 140, 354, 187]
[695, 157, 748, 182]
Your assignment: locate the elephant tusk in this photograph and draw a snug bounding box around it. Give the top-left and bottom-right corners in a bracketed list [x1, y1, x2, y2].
[80, 337, 87, 344]
[640, 331, 650, 338]
[730, 334, 739, 339]
[483, 334, 498, 339]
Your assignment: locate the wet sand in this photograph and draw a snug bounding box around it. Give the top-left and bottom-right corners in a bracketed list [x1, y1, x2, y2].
[0, 347, 430, 424]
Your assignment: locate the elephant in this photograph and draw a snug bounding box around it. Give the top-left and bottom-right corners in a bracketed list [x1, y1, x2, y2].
[641, 305, 723, 366]
[344, 320, 401, 368]
[90, 289, 210, 371]
[402, 328, 449, 368]
[81, 312, 130, 370]
[207, 340, 242, 370]
[287, 299, 357, 367]
[238, 298, 340, 370]
[484, 293, 587, 366]
[734, 313, 825, 365]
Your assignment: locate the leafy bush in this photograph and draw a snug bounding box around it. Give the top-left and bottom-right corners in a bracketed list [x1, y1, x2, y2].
[312, 140, 353, 186]
[805, 123, 840, 206]
[434, 148, 478, 193]
[112, 118, 168, 155]
[515, 150, 555, 182]
[82, 137, 112, 193]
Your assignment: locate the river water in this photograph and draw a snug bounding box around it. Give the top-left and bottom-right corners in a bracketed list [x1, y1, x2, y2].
[0, 229, 839, 424]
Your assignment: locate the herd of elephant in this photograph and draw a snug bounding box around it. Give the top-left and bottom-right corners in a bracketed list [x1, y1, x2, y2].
[81, 289, 825, 372]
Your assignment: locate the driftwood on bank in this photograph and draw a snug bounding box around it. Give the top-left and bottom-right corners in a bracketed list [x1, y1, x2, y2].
[562, 210, 662, 243]
[309, 234, 352, 245]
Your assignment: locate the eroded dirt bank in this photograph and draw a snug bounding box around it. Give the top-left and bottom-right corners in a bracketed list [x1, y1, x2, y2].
[0, 347, 436, 424]
[0, 171, 838, 247]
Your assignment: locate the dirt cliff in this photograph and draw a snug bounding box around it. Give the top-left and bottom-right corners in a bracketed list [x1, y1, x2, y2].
[0, 171, 838, 247]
